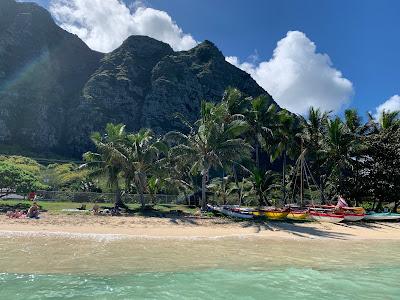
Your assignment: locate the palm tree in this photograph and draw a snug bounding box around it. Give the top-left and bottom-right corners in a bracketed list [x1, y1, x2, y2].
[299, 107, 329, 202]
[162, 149, 198, 204]
[344, 109, 362, 134]
[147, 176, 165, 204]
[270, 110, 300, 203]
[222, 87, 251, 116]
[247, 169, 279, 206]
[343, 109, 367, 205]
[207, 175, 238, 205]
[323, 117, 355, 197]
[166, 101, 252, 210]
[83, 123, 127, 207]
[121, 129, 167, 209]
[379, 110, 400, 130]
[245, 96, 277, 169]
[300, 107, 329, 151]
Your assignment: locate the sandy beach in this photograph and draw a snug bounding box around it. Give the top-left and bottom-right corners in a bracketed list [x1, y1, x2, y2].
[1, 213, 400, 240]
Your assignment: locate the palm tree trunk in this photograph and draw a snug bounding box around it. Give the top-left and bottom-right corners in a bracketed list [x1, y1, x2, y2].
[375, 198, 384, 212]
[138, 180, 146, 209]
[114, 186, 124, 208]
[257, 188, 264, 207]
[232, 163, 241, 203]
[201, 169, 209, 210]
[135, 173, 147, 209]
[393, 201, 400, 213]
[355, 156, 360, 206]
[282, 151, 287, 204]
[183, 190, 189, 205]
[320, 177, 326, 205]
[255, 144, 260, 169]
[139, 190, 145, 209]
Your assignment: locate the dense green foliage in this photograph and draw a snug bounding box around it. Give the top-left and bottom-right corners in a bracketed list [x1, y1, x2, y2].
[1, 88, 398, 212]
[0, 161, 46, 197]
[84, 88, 400, 212]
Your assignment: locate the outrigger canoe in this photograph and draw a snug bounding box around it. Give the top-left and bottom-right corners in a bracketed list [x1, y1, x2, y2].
[309, 208, 344, 223]
[364, 212, 400, 221]
[207, 205, 254, 219]
[309, 205, 365, 222]
[263, 209, 289, 220]
[342, 207, 365, 222]
[287, 209, 309, 221]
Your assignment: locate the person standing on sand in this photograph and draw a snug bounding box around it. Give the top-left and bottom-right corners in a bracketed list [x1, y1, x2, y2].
[28, 191, 36, 201]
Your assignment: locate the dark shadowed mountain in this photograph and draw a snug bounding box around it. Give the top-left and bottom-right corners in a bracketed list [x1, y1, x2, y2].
[0, 0, 276, 157]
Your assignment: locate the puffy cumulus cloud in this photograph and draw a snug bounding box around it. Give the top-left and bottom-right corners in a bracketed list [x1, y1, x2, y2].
[226, 31, 354, 115]
[374, 95, 400, 118]
[49, 0, 197, 53]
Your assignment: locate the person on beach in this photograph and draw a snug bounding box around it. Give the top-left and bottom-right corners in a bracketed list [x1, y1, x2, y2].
[27, 202, 40, 219]
[28, 191, 36, 201]
[92, 203, 100, 215]
[6, 209, 26, 219]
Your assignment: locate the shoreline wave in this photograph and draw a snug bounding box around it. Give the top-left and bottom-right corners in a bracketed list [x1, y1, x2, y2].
[1, 229, 400, 242]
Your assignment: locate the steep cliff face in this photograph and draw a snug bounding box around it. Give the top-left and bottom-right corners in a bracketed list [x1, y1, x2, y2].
[141, 40, 270, 132]
[0, 0, 276, 157]
[67, 36, 174, 154]
[0, 0, 102, 155]
[70, 38, 274, 153]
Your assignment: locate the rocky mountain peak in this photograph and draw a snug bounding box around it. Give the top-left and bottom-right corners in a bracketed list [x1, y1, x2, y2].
[190, 40, 226, 63]
[0, 0, 276, 158]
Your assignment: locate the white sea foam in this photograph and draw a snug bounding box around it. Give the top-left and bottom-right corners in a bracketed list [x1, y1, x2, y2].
[0, 230, 129, 242]
[0, 229, 304, 242]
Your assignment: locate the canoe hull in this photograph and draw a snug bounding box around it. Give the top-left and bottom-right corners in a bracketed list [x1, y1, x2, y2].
[287, 211, 309, 220]
[207, 205, 253, 219]
[264, 211, 289, 220]
[364, 213, 400, 221]
[344, 214, 365, 222]
[310, 212, 344, 223]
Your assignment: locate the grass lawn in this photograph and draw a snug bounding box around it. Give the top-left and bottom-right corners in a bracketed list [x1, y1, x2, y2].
[0, 199, 200, 216]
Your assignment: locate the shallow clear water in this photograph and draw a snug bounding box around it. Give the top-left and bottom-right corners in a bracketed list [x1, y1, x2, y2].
[0, 235, 399, 299]
[2, 267, 400, 300]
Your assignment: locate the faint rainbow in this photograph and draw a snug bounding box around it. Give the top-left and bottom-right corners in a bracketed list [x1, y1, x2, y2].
[0, 49, 50, 93]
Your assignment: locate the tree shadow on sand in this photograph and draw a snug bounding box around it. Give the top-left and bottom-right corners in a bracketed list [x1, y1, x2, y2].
[240, 219, 353, 240]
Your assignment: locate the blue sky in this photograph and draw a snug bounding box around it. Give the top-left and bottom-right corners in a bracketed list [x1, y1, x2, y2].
[28, 0, 400, 117]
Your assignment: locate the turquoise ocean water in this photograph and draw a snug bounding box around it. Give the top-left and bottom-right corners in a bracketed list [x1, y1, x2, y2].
[0, 235, 399, 299]
[1, 267, 400, 300]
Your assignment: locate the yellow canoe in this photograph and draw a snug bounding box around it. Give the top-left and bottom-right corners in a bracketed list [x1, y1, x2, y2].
[251, 211, 262, 216]
[286, 211, 309, 220]
[264, 211, 289, 220]
[348, 207, 365, 214]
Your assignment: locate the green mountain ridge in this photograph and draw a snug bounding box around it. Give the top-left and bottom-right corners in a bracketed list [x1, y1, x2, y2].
[0, 0, 277, 158]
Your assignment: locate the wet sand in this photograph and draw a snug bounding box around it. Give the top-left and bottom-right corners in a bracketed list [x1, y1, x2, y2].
[1, 213, 400, 240]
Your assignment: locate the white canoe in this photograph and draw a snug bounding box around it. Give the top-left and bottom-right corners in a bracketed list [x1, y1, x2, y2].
[344, 213, 365, 222]
[310, 211, 344, 223]
[364, 213, 400, 221]
[207, 205, 253, 219]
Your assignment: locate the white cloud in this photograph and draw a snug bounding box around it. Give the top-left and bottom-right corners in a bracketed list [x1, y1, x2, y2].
[226, 31, 354, 115]
[374, 95, 400, 118]
[49, 0, 197, 53]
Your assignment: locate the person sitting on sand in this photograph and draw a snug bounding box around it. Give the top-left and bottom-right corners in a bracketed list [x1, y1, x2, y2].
[92, 203, 100, 215]
[27, 202, 40, 219]
[111, 205, 121, 216]
[6, 209, 26, 219]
